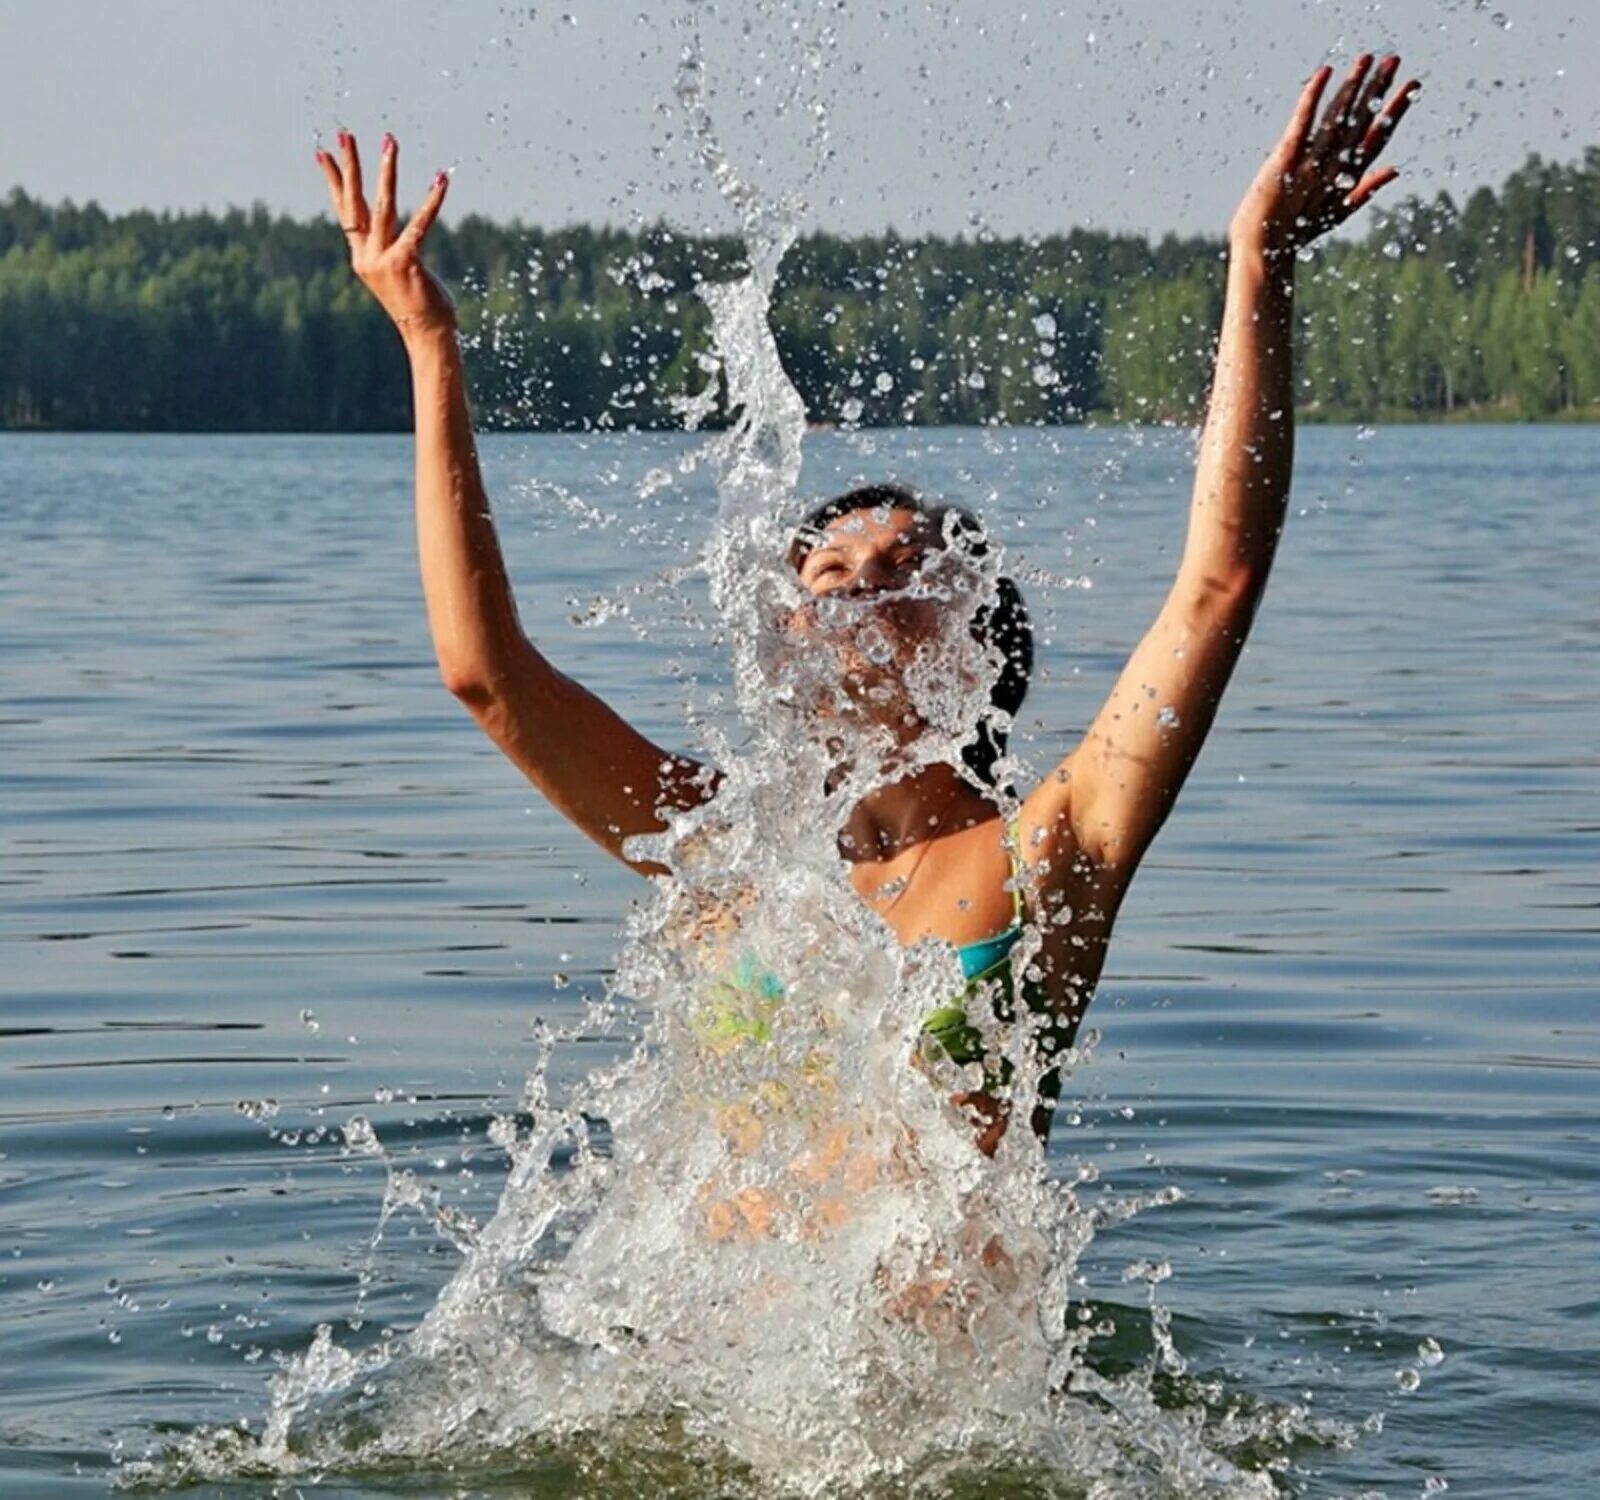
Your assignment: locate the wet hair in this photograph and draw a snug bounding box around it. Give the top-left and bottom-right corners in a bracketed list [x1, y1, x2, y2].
[790, 484, 1033, 790]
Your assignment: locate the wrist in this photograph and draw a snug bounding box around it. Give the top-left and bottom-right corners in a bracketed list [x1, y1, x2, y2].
[1228, 226, 1278, 263]
[398, 312, 460, 360]
[1227, 234, 1296, 300]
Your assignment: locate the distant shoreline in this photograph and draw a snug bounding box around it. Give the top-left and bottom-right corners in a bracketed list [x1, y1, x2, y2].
[5, 146, 1598, 434]
[3, 406, 1597, 437]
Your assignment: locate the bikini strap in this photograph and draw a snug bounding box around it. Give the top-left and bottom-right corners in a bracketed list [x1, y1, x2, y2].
[1006, 815, 1026, 925]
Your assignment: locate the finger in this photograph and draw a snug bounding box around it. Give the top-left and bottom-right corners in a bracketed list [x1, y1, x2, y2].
[1348, 53, 1400, 155]
[1309, 53, 1373, 165]
[1278, 65, 1332, 165]
[339, 130, 370, 230]
[373, 132, 398, 239]
[1342, 165, 1400, 215]
[314, 149, 343, 217]
[396, 169, 449, 251]
[1358, 78, 1421, 163]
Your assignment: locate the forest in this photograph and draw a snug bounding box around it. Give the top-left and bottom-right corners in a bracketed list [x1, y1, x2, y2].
[0, 149, 1595, 431]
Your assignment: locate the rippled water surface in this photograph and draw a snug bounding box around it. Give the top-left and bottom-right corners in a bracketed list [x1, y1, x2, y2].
[2, 426, 1597, 1497]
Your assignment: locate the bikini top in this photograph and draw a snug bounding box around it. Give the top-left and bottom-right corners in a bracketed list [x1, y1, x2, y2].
[916, 826, 1075, 1087]
[693, 824, 1070, 1092]
[952, 907, 1026, 985]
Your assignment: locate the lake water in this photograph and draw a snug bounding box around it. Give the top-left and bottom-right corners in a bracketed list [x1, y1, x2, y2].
[2, 425, 1596, 1498]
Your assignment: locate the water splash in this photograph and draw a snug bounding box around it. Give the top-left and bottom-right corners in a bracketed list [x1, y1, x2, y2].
[118, 23, 1308, 1500]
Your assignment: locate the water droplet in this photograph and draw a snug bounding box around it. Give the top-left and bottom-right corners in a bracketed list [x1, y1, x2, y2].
[1396, 1367, 1421, 1392]
[1417, 1336, 1445, 1367]
[857, 625, 894, 665]
[839, 396, 864, 423]
[1156, 705, 1180, 729]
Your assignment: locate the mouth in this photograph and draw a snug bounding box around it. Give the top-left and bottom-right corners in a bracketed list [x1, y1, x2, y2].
[774, 571, 983, 731]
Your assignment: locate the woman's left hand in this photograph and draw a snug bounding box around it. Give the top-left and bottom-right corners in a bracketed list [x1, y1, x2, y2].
[1231, 54, 1421, 256]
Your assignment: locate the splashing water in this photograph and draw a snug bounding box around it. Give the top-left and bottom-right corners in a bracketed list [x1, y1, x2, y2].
[118, 31, 1317, 1500]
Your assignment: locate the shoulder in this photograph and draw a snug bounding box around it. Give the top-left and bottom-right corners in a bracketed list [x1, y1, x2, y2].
[1016, 750, 1135, 910]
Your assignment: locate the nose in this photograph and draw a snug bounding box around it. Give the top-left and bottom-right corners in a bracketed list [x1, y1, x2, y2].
[846, 556, 893, 596]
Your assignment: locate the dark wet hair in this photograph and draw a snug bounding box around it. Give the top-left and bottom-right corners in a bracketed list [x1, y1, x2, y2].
[790, 483, 1032, 790]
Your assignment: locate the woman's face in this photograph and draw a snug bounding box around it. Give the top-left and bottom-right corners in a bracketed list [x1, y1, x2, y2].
[786, 506, 975, 733]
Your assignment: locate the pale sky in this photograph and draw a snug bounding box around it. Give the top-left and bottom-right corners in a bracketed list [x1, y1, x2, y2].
[1, 0, 1592, 241]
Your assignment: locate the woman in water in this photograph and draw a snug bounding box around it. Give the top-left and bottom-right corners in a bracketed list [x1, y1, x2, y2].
[316, 56, 1417, 1155]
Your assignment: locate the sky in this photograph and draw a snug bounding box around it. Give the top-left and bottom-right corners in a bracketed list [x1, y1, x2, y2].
[0, 0, 1593, 242]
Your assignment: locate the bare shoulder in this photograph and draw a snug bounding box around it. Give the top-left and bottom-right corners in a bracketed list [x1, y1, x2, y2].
[1016, 748, 1134, 914]
[1016, 752, 1081, 882]
[1009, 754, 1128, 1027]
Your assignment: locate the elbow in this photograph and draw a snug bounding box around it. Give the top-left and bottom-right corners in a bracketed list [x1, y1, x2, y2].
[1215, 563, 1269, 615]
[437, 655, 498, 707]
[1180, 565, 1266, 630]
[434, 625, 530, 706]
[438, 635, 549, 716]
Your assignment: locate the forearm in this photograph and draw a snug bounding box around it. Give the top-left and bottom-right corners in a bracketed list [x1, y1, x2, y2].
[1182, 241, 1297, 594]
[315, 132, 718, 861]
[403, 323, 525, 693]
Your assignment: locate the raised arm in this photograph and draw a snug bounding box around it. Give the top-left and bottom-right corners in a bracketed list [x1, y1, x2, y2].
[1027, 56, 1419, 885]
[315, 133, 712, 872]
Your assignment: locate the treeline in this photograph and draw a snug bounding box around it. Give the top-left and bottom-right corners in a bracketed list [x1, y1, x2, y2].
[0, 148, 1596, 431]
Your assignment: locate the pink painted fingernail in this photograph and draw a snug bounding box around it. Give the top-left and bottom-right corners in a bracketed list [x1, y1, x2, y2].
[433, 170, 448, 189]
[381, 132, 396, 154]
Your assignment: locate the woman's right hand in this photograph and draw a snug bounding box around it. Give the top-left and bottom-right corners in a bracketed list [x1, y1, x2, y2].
[1228, 56, 1419, 258]
[315, 132, 455, 338]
